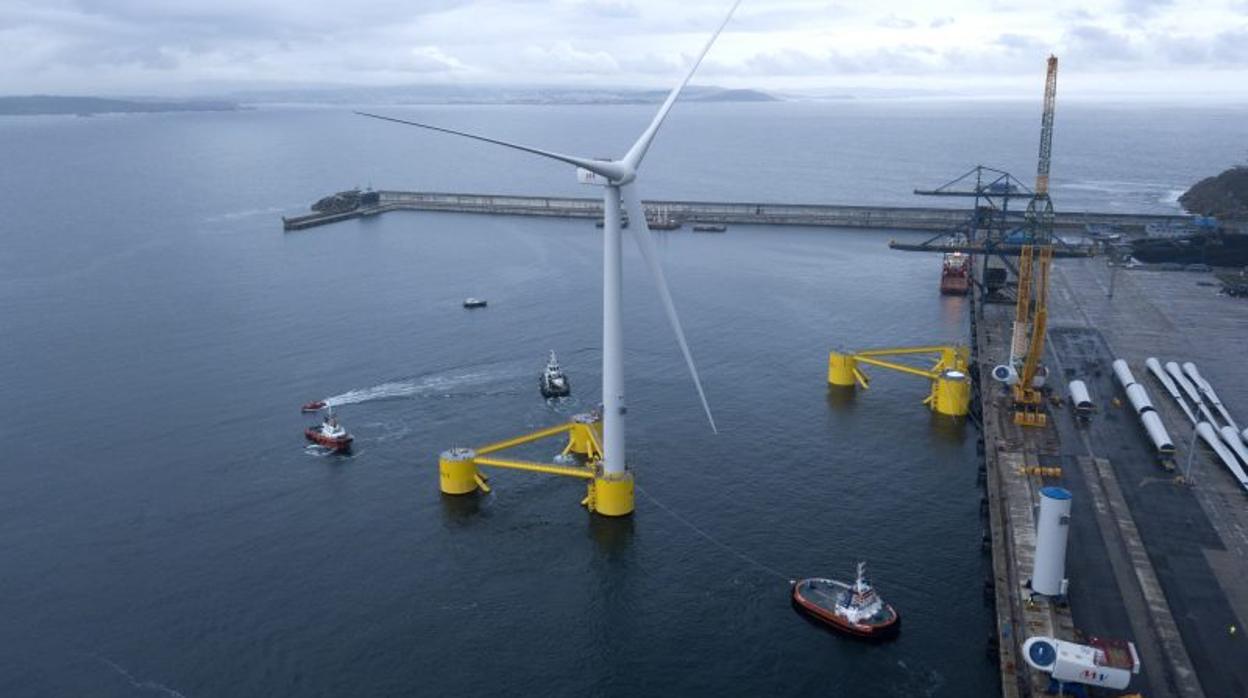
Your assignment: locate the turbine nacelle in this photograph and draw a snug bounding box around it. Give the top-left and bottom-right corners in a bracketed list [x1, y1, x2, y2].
[577, 161, 636, 187]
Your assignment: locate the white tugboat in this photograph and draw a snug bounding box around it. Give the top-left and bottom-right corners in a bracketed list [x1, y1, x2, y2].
[539, 351, 571, 398]
[792, 562, 900, 639]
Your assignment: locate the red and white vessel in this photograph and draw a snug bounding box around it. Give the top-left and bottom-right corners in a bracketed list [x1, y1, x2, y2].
[940, 252, 972, 295]
[305, 411, 353, 452]
[792, 562, 900, 639]
[301, 400, 327, 413]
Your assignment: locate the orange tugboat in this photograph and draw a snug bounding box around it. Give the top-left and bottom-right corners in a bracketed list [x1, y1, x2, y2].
[940, 252, 971, 295]
[792, 562, 900, 640]
[304, 410, 353, 452]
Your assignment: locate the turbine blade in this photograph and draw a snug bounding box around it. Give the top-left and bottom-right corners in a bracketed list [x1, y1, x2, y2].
[622, 0, 743, 170]
[619, 183, 717, 433]
[356, 112, 625, 181]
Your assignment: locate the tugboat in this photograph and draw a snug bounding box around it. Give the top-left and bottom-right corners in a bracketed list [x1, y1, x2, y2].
[301, 400, 326, 413]
[539, 350, 571, 398]
[792, 562, 900, 640]
[304, 409, 353, 452]
[463, 297, 488, 309]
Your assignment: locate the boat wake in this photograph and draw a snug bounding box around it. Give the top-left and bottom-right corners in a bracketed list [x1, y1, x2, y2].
[324, 366, 517, 407]
[94, 655, 188, 697]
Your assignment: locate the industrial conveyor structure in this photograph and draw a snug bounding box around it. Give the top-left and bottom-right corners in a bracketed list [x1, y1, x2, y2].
[827, 345, 972, 417]
[437, 413, 635, 516]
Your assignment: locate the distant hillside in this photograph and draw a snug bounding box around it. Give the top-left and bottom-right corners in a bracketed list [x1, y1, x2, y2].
[692, 88, 777, 103]
[1180, 166, 1248, 220]
[230, 84, 779, 106]
[0, 95, 240, 116]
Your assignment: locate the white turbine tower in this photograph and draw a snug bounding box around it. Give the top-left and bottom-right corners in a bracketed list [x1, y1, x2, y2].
[360, 1, 741, 516]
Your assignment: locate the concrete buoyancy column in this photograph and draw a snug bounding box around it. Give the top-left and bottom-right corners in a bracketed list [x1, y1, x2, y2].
[1032, 486, 1072, 596]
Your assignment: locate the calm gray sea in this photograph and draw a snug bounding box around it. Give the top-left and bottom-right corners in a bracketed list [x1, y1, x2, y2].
[1, 100, 1244, 697]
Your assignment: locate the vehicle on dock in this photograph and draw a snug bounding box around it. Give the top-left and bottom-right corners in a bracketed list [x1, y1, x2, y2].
[305, 411, 353, 452]
[463, 298, 488, 308]
[940, 252, 972, 295]
[539, 351, 571, 398]
[791, 562, 900, 640]
[301, 400, 326, 413]
[692, 223, 727, 233]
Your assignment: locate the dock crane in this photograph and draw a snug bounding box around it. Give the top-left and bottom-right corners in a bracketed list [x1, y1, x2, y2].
[999, 56, 1059, 427]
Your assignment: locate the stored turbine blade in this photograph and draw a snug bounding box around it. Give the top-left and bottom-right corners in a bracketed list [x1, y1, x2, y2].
[619, 183, 717, 433]
[356, 112, 627, 181]
[622, 0, 743, 171]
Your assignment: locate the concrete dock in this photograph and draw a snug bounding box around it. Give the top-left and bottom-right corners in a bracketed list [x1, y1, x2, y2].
[281, 190, 1191, 234]
[978, 258, 1248, 697]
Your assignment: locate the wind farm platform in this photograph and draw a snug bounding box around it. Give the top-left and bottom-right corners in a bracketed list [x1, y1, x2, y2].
[976, 257, 1248, 698]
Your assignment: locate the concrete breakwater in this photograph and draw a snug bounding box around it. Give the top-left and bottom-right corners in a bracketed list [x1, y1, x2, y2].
[282, 189, 1191, 233]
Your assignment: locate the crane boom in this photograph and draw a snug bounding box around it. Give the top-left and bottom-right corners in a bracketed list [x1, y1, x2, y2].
[1035, 55, 1058, 196]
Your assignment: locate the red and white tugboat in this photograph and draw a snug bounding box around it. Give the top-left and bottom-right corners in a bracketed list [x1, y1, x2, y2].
[304, 410, 353, 452]
[792, 562, 900, 640]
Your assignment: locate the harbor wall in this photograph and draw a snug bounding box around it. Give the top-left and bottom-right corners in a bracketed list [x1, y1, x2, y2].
[282, 190, 1193, 233]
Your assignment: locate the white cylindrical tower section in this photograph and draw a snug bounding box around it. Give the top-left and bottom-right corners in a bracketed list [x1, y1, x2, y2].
[600, 185, 626, 475]
[1140, 411, 1175, 455]
[1032, 486, 1072, 596]
[1111, 359, 1135, 389]
[1125, 383, 1153, 414]
[1068, 380, 1093, 413]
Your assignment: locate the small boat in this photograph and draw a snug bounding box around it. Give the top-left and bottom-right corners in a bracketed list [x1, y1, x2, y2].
[463, 298, 488, 308]
[647, 205, 681, 230]
[792, 562, 900, 640]
[540, 350, 571, 398]
[305, 411, 353, 452]
[692, 223, 727, 233]
[301, 400, 326, 413]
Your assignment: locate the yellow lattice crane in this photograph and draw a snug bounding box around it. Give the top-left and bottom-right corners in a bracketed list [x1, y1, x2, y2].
[1008, 245, 1053, 426]
[1007, 56, 1060, 427]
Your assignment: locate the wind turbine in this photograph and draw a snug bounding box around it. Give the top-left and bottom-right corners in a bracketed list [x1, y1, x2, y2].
[360, 0, 740, 516]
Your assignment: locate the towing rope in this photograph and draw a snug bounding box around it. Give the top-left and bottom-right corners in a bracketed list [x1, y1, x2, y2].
[635, 483, 792, 583]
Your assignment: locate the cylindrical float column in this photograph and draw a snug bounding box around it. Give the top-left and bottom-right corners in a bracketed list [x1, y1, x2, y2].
[1031, 486, 1072, 595]
[828, 352, 858, 387]
[565, 413, 603, 459]
[932, 369, 971, 416]
[439, 448, 479, 495]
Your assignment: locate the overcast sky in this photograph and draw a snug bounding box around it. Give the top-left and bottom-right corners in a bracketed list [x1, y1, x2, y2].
[2, 0, 1247, 98]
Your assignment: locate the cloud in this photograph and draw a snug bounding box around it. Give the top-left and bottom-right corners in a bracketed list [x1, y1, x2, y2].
[1121, 0, 1175, 17]
[0, 0, 1244, 96]
[1063, 24, 1139, 62]
[574, 0, 640, 18]
[519, 41, 621, 75]
[876, 15, 917, 29]
[995, 33, 1047, 51]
